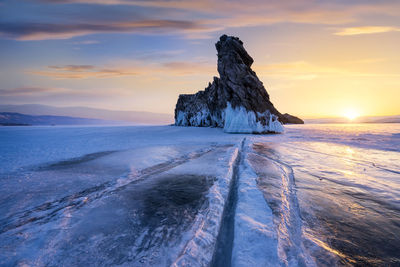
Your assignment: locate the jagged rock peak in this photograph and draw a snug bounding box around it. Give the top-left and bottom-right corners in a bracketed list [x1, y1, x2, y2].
[216, 34, 254, 69]
[174, 35, 303, 134]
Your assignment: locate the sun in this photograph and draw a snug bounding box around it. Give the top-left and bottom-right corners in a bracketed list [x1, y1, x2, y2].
[343, 108, 359, 121]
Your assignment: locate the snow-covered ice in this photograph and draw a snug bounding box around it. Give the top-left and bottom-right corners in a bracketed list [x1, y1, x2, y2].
[0, 123, 399, 266]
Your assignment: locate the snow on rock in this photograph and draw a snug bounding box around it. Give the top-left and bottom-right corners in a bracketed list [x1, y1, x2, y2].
[174, 34, 303, 133]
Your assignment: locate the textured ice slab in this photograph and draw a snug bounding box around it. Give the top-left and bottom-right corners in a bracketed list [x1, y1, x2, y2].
[224, 103, 284, 134]
[231, 140, 280, 266]
[175, 103, 284, 134]
[173, 145, 239, 266]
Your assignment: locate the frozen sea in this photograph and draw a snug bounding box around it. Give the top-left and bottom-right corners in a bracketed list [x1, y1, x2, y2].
[0, 123, 399, 266]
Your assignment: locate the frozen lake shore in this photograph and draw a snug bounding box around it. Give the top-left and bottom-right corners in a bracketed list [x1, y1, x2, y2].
[0, 124, 399, 266]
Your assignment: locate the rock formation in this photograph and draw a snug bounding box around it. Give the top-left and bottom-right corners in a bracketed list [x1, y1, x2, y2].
[280, 113, 304, 125]
[174, 34, 303, 133]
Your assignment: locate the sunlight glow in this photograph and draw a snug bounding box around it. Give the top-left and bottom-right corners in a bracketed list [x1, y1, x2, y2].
[343, 108, 360, 121]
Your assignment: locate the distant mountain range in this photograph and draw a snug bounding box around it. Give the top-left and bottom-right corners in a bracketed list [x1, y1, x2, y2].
[0, 104, 397, 126]
[0, 104, 173, 125]
[0, 112, 119, 126]
[305, 115, 400, 124]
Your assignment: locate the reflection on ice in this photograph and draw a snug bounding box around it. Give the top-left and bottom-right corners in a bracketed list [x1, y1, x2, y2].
[131, 174, 214, 248]
[47, 174, 214, 266]
[250, 141, 400, 266]
[250, 145, 319, 266]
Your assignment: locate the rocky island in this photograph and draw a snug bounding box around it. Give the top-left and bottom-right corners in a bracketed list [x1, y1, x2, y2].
[174, 34, 303, 133]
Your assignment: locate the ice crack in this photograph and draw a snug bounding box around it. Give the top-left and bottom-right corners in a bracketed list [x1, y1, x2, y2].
[211, 138, 245, 267]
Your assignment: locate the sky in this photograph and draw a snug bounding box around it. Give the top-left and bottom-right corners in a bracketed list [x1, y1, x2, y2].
[0, 0, 399, 119]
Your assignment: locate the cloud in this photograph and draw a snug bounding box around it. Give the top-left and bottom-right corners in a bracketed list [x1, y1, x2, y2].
[30, 65, 138, 79]
[254, 60, 400, 80]
[71, 40, 100, 45]
[29, 58, 400, 81]
[0, 20, 217, 40]
[48, 65, 95, 71]
[0, 87, 66, 96]
[34, 0, 400, 22]
[0, 86, 134, 106]
[29, 60, 215, 79]
[334, 26, 400, 36]
[2, 1, 400, 40]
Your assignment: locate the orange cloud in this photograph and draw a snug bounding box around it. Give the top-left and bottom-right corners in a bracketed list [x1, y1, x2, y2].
[48, 65, 95, 71]
[334, 26, 400, 36]
[30, 66, 138, 79]
[254, 60, 400, 80]
[29, 61, 215, 79]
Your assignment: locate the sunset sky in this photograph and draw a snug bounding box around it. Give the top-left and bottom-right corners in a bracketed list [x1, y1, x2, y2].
[1, 0, 399, 118]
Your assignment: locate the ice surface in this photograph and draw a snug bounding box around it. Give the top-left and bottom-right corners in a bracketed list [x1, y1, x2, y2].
[250, 127, 400, 265]
[0, 123, 399, 266]
[283, 123, 400, 152]
[0, 125, 244, 173]
[0, 126, 246, 266]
